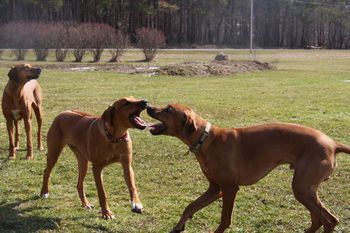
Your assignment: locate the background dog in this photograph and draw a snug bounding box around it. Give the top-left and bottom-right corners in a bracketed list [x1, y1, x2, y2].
[2, 64, 43, 160]
[40, 97, 148, 219]
[147, 103, 350, 233]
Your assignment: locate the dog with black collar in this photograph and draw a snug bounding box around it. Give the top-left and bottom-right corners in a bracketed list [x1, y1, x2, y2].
[147, 103, 350, 233]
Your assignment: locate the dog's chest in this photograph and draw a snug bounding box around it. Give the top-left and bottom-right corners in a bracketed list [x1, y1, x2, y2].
[196, 155, 212, 179]
[11, 109, 21, 121]
[104, 145, 130, 164]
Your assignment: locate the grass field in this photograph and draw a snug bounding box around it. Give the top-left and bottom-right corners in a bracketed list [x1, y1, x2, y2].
[0, 49, 349, 233]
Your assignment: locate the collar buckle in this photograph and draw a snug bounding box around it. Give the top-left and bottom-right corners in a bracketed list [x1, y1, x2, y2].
[190, 122, 211, 153]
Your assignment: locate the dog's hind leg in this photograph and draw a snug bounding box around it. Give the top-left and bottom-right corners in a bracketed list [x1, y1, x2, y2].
[40, 125, 65, 198]
[292, 155, 338, 233]
[32, 103, 44, 150]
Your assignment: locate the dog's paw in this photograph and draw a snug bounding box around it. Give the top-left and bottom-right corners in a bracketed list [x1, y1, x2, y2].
[83, 203, 94, 209]
[131, 201, 143, 213]
[101, 210, 115, 220]
[170, 225, 185, 233]
[41, 193, 49, 199]
[25, 156, 33, 160]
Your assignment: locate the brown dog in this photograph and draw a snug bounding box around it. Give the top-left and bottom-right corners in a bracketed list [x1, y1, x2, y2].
[147, 104, 350, 233]
[40, 97, 148, 219]
[2, 64, 43, 159]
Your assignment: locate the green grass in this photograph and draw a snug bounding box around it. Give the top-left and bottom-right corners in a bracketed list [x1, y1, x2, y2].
[0, 49, 350, 233]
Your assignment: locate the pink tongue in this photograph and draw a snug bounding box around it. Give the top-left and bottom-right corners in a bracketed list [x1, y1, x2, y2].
[134, 116, 146, 126]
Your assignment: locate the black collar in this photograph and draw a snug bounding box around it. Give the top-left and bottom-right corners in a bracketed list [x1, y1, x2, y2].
[190, 122, 211, 153]
[103, 123, 129, 143]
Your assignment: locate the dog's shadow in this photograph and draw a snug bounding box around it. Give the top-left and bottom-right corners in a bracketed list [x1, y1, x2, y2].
[0, 198, 61, 233]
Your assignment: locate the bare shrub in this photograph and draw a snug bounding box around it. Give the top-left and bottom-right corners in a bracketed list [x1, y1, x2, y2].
[86, 23, 116, 62]
[0, 35, 3, 59]
[32, 22, 55, 61]
[70, 24, 91, 62]
[136, 27, 165, 62]
[0, 22, 32, 60]
[109, 30, 129, 62]
[51, 22, 71, 62]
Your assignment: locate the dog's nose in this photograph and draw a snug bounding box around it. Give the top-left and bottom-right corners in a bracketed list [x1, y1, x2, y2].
[36, 68, 42, 74]
[140, 100, 148, 108]
[146, 105, 155, 115]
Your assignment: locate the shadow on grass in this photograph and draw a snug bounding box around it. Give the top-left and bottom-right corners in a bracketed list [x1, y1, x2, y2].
[0, 199, 61, 233]
[82, 223, 114, 233]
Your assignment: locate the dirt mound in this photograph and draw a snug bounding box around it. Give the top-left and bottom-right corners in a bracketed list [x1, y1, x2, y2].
[159, 60, 275, 76]
[36, 60, 274, 76]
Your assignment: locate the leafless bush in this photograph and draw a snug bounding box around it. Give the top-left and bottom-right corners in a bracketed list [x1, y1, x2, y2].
[109, 30, 129, 62]
[70, 24, 91, 62]
[0, 22, 32, 60]
[50, 22, 70, 62]
[136, 27, 165, 62]
[0, 21, 129, 62]
[85, 23, 115, 62]
[0, 28, 3, 59]
[0, 38, 3, 59]
[32, 22, 54, 61]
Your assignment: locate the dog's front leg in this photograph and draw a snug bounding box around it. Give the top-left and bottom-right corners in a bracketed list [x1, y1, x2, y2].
[6, 119, 16, 159]
[33, 105, 44, 150]
[23, 118, 33, 159]
[14, 120, 20, 149]
[92, 165, 114, 219]
[122, 162, 143, 213]
[213, 186, 239, 233]
[170, 182, 221, 233]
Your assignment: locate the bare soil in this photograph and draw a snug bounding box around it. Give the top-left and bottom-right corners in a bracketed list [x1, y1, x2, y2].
[38, 60, 275, 76]
[158, 60, 275, 76]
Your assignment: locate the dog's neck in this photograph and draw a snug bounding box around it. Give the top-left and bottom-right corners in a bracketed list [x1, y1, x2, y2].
[183, 117, 212, 153]
[102, 121, 129, 143]
[5, 80, 27, 107]
[7, 79, 30, 95]
[189, 122, 211, 153]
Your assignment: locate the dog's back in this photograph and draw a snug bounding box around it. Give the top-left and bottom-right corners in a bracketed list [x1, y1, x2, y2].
[47, 110, 98, 145]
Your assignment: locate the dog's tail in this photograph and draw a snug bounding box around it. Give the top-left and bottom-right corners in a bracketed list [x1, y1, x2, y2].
[335, 142, 350, 155]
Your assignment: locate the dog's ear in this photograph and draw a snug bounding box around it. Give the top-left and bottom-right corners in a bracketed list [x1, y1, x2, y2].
[182, 112, 197, 137]
[102, 106, 115, 126]
[8, 67, 19, 82]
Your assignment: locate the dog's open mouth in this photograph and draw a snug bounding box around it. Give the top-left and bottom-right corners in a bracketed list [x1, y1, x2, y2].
[129, 110, 147, 130]
[147, 121, 167, 135]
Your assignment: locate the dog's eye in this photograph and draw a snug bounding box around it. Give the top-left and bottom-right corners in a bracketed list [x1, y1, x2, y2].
[124, 102, 131, 106]
[165, 107, 173, 113]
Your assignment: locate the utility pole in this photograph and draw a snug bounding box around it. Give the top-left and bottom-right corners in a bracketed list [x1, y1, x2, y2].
[250, 0, 254, 54]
